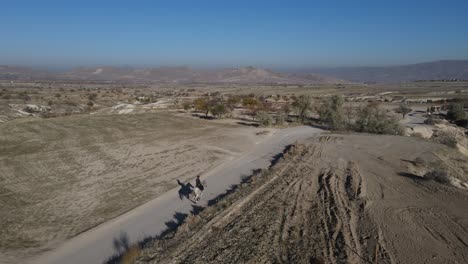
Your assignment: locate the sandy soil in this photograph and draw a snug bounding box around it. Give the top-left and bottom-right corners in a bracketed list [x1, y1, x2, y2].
[0, 112, 270, 262]
[138, 134, 468, 264]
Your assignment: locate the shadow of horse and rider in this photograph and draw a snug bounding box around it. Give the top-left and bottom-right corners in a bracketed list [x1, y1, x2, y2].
[177, 176, 206, 203]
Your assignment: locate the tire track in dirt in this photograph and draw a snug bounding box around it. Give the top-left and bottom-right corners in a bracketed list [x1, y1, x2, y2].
[139, 138, 397, 264]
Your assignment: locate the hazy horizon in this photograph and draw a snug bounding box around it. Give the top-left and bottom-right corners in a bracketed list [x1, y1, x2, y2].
[2, 0, 468, 69]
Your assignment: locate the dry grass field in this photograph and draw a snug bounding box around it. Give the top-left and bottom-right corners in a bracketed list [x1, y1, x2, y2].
[0, 112, 265, 261]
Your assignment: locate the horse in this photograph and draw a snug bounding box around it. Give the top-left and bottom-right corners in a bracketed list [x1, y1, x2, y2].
[191, 186, 203, 202]
[190, 180, 207, 203]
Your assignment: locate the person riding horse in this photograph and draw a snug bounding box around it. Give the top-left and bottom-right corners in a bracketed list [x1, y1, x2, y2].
[195, 175, 204, 191]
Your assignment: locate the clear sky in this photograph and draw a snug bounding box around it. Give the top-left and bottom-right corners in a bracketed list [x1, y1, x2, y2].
[1, 0, 468, 69]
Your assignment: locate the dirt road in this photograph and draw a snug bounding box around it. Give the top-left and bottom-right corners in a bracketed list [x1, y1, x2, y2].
[2, 112, 277, 262]
[139, 135, 468, 264]
[30, 126, 323, 264]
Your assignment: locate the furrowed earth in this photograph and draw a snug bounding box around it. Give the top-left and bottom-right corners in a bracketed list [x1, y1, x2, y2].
[137, 135, 468, 264]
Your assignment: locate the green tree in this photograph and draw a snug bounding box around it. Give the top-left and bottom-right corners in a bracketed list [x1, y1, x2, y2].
[242, 97, 259, 120]
[211, 102, 227, 118]
[318, 95, 345, 130]
[395, 104, 412, 119]
[447, 103, 466, 121]
[292, 95, 313, 124]
[354, 103, 403, 135]
[194, 98, 210, 117]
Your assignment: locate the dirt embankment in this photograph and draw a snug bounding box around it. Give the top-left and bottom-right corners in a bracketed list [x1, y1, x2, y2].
[136, 135, 468, 264]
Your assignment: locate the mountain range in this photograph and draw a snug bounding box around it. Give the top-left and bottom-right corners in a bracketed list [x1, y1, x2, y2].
[1, 60, 467, 84]
[309, 60, 468, 83]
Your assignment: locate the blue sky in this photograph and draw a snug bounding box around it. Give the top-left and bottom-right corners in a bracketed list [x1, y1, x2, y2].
[1, 0, 468, 69]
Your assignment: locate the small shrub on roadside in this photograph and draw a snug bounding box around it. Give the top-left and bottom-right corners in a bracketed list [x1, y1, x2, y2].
[431, 130, 458, 148]
[414, 157, 426, 167]
[354, 103, 403, 135]
[424, 116, 442, 125]
[183, 102, 191, 111]
[424, 170, 451, 184]
[120, 246, 141, 264]
[257, 111, 273, 127]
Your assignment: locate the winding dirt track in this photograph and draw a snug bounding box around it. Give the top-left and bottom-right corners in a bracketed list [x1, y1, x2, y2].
[140, 135, 468, 264]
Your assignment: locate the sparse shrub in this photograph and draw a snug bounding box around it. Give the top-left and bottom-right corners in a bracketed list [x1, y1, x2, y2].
[275, 112, 286, 126]
[88, 93, 98, 101]
[354, 103, 403, 135]
[414, 157, 426, 167]
[183, 101, 191, 111]
[55, 93, 61, 98]
[47, 100, 53, 106]
[424, 116, 442, 125]
[431, 130, 458, 148]
[318, 95, 345, 130]
[424, 170, 450, 184]
[2, 94, 11, 100]
[257, 111, 273, 127]
[120, 246, 141, 264]
[64, 100, 78, 107]
[87, 101, 94, 107]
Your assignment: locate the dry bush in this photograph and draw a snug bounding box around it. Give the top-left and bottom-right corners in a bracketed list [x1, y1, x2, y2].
[424, 116, 443, 125]
[431, 130, 458, 148]
[411, 132, 425, 138]
[414, 157, 426, 167]
[424, 170, 451, 184]
[63, 100, 78, 107]
[120, 246, 141, 264]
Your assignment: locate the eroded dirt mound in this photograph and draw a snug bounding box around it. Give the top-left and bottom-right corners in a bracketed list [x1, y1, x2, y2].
[136, 135, 468, 264]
